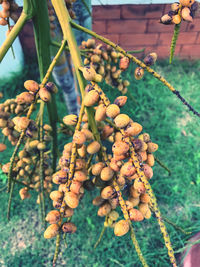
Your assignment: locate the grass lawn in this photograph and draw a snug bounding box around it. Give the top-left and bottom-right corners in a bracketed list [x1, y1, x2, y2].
[0, 58, 200, 267]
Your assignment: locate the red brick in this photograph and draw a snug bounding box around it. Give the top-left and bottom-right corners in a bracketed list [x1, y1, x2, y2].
[195, 33, 200, 43]
[158, 32, 197, 45]
[92, 20, 106, 34]
[180, 45, 200, 58]
[100, 34, 119, 45]
[156, 45, 181, 59]
[107, 19, 146, 34]
[187, 18, 200, 31]
[121, 4, 164, 19]
[147, 19, 187, 33]
[119, 33, 159, 47]
[92, 5, 120, 20]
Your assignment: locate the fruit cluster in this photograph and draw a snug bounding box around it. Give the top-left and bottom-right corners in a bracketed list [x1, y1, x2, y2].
[47, 0, 76, 38]
[82, 39, 158, 92]
[160, 0, 198, 25]
[44, 68, 158, 240]
[0, 0, 18, 25]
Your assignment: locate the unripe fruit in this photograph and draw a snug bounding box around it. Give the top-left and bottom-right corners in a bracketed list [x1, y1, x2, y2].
[114, 96, 127, 107]
[134, 67, 144, 80]
[62, 222, 77, 233]
[101, 185, 114, 199]
[44, 224, 59, 239]
[109, 210, 119, 221]
[0, 143, 6, 152]
[114, 220, 130, 236]
[63, 114, 78, 126]
[64, 191, 79, 209]
[39, 87, 51, 102]
[114, 114, 130, 128]
[106, 104, 120, 118]
[84, 90, 99, 107]
[100, 167, 114, 181]
[24, 80, 39, 93]
[45, 210, 61, 224]
[87, 141, 101, 154]
[129, 208, 144, 221]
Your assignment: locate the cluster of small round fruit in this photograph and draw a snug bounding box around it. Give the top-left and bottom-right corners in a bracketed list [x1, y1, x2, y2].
[1, 120, 53, 200]
[44, 70, 158, 239]
[82, 39, 131, 94]
[160, 0, 198, 25]
[82, 39, 158, 92]
[0, 0, 18, 25]
[47, 0, 76, 38]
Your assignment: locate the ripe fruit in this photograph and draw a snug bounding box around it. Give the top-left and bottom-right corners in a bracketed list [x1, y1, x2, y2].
[114, 114, 130, 128]
[63, 114, 78, 126]
[44, 224, 59, 239]
[134, 67, 144, 80]
[0, 143, 6, 152]
[64, 191, 79, 209]
[106, 104, 120, 118]
[45, 210, 61, 224]
[24, 80, 39, 93]
[179, 0, 195, 7]
[87, 141, 101, 154]
[114, 220, 130, 236]
[62, 222, 77, 233]
[100, 167, 114, 181]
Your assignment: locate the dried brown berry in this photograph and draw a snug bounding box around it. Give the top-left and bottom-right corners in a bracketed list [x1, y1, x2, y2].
[62, 222, 77, 233]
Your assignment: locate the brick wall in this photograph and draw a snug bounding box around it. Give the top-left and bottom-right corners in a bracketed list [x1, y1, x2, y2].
[92, 4, 200, 59]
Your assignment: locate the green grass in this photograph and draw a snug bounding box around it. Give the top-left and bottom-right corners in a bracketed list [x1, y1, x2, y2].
[0, 58, 200, 267]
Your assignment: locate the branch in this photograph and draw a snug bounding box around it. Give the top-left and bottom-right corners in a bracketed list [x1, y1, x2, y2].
[70, 21, 200, 118]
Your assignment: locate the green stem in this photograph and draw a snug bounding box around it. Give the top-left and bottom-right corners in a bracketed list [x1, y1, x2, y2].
[51, 0, 100, 144]
[53, 232, 61, 267]
[7, 180, 15, 220]
[0, 12, 28, 62]
[169, 24, 181, 64]
[7, 133, 25, 193]
[154, 156, 171, 175]
[163, 216, 191, 235]
[39, 101, 46, 225]
[94, 225, 106, 249]
[70, 21, 176, 93]
[32, 0, 58, 171]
